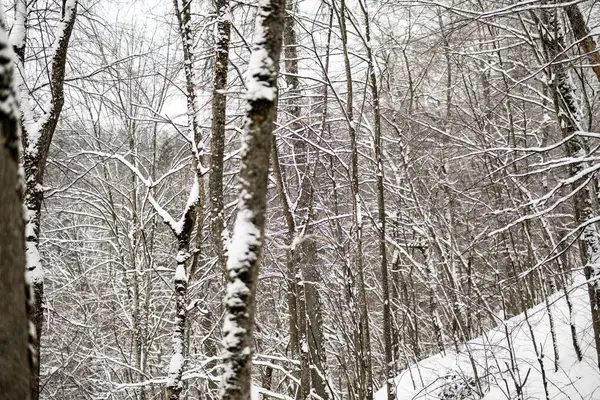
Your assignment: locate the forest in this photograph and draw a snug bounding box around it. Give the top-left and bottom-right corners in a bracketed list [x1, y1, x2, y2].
[1, 0, 600, 399]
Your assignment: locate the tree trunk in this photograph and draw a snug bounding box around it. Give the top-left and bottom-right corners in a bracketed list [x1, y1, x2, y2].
[219, 0, 285, 398]
[209, 0, 232, 270]
[562, 2, 600, 83]
[0, 27, 30, 399]
[541, 7, 600, 369]
[282, 1, 328, 398]
[14, 2, 78, 397]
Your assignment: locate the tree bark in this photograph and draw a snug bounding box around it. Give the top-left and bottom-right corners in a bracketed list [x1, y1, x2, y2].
[18, 3, 78, 398]
[282, 1, 328, 398]
[166, 3, 207, 398]
[540, 7, 600, 369]
[219, 0, 285, 398]
[0, 23, 30, 399]
[210, 0, 232, 271]
[563, 2, 600, 83]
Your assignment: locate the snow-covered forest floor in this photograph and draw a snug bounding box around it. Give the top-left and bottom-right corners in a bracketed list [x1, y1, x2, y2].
[376, 276, 600, 400]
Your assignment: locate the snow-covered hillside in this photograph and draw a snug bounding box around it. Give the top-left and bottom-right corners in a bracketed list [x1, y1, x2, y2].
[376, 277, 600, 399]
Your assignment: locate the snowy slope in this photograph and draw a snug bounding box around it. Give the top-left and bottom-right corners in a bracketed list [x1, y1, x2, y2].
[375, 277, 600, 399]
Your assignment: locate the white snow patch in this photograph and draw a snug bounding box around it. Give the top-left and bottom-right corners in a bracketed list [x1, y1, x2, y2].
[244, 1, 277, 102]
[25, 242, 44, 284]
[9, 0, 26, 50]
[0, 26, 18, 119]
[174, 263, 187, 283]
[375, 277, 600, 399]
[24, 208, 36, 238]
[225, 278, 250, 309]
[356, 193, 362, 226]
[226, 207, 261, 277]
[246, 47, 276, 101]
[166, 353, 184, 387]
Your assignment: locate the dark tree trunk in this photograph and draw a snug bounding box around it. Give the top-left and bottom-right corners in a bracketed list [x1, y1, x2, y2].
[0, 28, 30, 399]
[540, 6, 600, 370]
[209, 0, 232, 270]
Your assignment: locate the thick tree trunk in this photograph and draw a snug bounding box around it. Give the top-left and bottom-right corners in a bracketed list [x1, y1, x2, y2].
[219, 0, 285, 398]
[562, 2, 600, 83]
[0, 25, 30, 399]
[541, 8, 600, 369]
[18, 3, 78, 398]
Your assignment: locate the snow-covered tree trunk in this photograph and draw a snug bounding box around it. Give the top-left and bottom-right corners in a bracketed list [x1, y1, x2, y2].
[219, 0, 285, 398]
[154, 175, 201, 400]
[540, 7, 600, 369]
[166, 242, 194, 400]
[209, 0, 232, 271]
[13, 2, 78, 398]
[281, 4, 310, 396]
[166, 1, 208, 397]
[0, 13, 30, 399]
[173, 0, 202, 145]
[270, 137, 300, 363]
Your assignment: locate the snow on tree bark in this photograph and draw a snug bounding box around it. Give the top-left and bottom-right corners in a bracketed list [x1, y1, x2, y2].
[166, 1, 208, 397]
[15, 2, 78, 398]
[279, 0, 329, 397]
[166, 250, 192, 399]
[219, 0, 285, 398]
[209, 0, 232, 271]
[173, 0, 202, 149]
[159, 172, 200, 399]
[540, 6, 600, 369]
[10, 0, 26, 63]
[0, 10, 30, 398]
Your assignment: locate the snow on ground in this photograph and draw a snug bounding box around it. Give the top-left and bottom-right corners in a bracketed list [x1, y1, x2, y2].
[376, 276, 600, 399]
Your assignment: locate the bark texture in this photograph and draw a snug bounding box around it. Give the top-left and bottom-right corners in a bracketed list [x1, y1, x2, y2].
[209, 0, 232, 271]
[18, 3, 78, 398]
[282, 1, 328, 398]
[219, 0, 285, 398]
[360, 0, 393, 397]
[541, 7, 600, 369]
[0, 22, 30, 399]
[563, 2, 600, 83]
